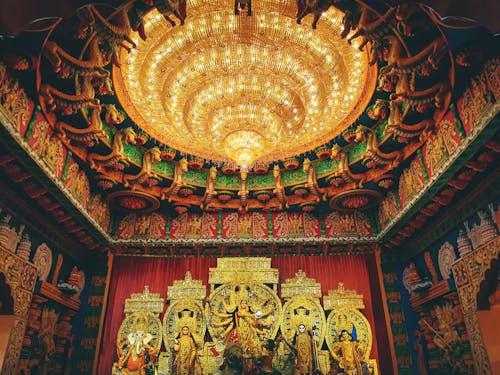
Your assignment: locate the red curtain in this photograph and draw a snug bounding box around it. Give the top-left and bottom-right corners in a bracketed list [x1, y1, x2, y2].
[97, 254, 391, 374]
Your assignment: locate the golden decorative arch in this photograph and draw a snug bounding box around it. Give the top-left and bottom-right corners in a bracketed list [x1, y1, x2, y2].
[116, 311, 163, 357]
[162, 298, 206, 350]
[116, 286, 164, 357]
[325, 308, 373, 362]
[280, 295, 326, 347]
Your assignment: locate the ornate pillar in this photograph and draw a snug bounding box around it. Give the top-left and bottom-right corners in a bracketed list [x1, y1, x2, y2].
[452, 236, 500, 374]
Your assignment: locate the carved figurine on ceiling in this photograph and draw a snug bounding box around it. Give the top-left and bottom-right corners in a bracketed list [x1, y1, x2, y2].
[77, 3, 137, 67]
[395, 2, 433, 37]
[379, 36, 447, 79]
[347, 5, 395, 52]
[43, 37, 109, 79]
[354, 125, 402, 169]
[302, 158, 326, 202]
[330, 145, 366, 188]
[161, 158, 188, 202]
[40, 77, 100, 115]
[123, 147, 163, 189]
[340, 2, 361, 39]
[234, 0, 252, 16]
[152, 0, 187, 26]
[296, 0, 336, 29]
[366, 99, 389, 122]
[263, 165, 288, 211]
[201, 166, 218, 212]
[238, 169, 249, 213]
[88, 127, 137, 172]
[104, 104, 126, 126]
[55, 105, 107, 147]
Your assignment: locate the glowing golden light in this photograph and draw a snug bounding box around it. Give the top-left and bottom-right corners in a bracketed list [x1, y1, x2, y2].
[113, 0, 376, 166]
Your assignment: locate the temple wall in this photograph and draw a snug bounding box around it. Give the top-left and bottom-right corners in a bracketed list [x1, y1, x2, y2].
[390, 198, 500, 375]
[0, 202, 107, 375]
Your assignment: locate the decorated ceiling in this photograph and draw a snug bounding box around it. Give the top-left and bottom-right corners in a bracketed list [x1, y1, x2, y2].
[0, 0, 499, 251]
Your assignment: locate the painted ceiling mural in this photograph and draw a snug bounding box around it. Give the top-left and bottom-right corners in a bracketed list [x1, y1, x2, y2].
[0, 0, 499, 249]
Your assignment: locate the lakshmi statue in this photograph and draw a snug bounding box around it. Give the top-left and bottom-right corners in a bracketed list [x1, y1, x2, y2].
[330, 330, 369, 375]
[172, 309, 203, 375]
[116, 315, 159, 375]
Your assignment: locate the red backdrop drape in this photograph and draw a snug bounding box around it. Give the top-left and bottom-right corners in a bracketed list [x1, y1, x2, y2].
[97, 254, 391, 374]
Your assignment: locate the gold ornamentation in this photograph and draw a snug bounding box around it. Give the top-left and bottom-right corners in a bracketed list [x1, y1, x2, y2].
[280, 295, 326, 347]
[124, 285, 164, 315]
[281, 269, 322, 300]
[208, 257, 279, 289]
[168, 271, 207, 302]
[323, 282, 365, 311]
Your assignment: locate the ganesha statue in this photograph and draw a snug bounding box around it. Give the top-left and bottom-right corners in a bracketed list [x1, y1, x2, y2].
[115, 312, 162, 375]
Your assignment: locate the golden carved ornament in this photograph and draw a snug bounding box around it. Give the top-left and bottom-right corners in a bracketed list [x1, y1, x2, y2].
[208, 257, 279, 290]
[124, 285, 164, 315]
[323, 282, 365, 311]
[281, 269, 322, 300]
[167, 271, 207, 302]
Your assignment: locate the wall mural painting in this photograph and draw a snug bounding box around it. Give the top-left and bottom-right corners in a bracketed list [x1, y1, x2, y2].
[222, 212, 267, 238]
[395, 199, 500, 375]
[483, 59, 500, 102]
[457, 68, 495, 136]
[117, 213, 168, 240]
[89, 193, 111, 233]
[398, 155, 426, 210]
[325, 211, 373, 238]
[0, 62, 33, 137]
[41, 134, 66, 180]
[422, 113, 461, 179]
[170, 213, 218, 239]
[378, 191, 399, 231]
[26, 114, 51, 159]
[63, 157, 90, 210]
[116, 212, 359, 241]
[272, 212, 321, 238]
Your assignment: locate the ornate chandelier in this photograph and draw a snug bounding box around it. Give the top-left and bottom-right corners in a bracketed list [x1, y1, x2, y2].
[114, 0, 376, 167]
